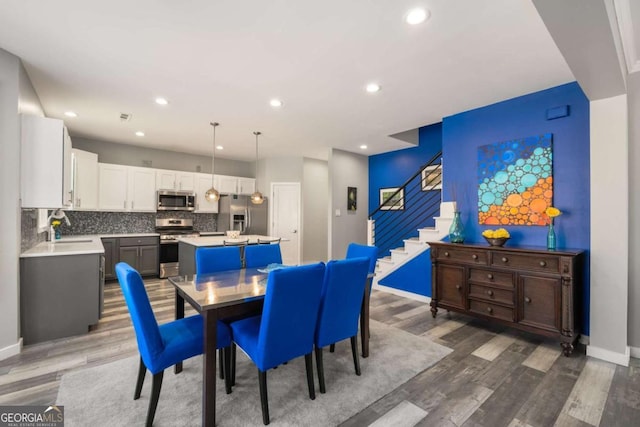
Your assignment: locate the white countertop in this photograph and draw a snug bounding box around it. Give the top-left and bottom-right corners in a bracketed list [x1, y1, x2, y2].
[20, 233, 160, 258]
[177, 235, 282, 247]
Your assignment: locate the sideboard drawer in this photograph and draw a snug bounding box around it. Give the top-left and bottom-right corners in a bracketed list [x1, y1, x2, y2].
[469, 268, 514, 288]
[491, 252, 559, 273]
[469, 283, 514, 306]
[469, 299, 515, 322]
[436, 247, 488, 265]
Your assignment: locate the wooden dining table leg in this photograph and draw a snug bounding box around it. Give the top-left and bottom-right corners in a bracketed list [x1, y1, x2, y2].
[203, 310, 218, 427]
[360, 277, 371, 358]
[174, 290, 185, 374]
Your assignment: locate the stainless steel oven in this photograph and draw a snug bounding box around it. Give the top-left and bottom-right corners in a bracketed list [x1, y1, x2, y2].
[156, 218, 199, 278]
[157, 190, 196, 211]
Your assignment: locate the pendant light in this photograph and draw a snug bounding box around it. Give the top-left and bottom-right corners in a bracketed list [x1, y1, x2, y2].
[204, 122, 220, 203]
[250, 131, 264, 204]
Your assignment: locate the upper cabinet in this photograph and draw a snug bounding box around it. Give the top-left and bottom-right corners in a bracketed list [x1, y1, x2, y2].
[21, 115, 73, 208]
[156, 169, 195, 191]
[215, 174, 256, 195]
[98, 164, 156, 212]
[71, 149, 98, 210]
[194, 173, 219, 213]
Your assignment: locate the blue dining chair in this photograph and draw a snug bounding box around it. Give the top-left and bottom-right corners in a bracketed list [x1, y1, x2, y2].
[115, 262, 233, 427]
[195, 246, 242, 274]
[314, 257, 370, 393]
[346, 242, 378, 275]
[230, 262, 325, 425]
[244, 244, 283, 268]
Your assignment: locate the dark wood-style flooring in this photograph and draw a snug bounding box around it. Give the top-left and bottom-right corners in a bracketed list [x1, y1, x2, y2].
[0, 278, 638, 426]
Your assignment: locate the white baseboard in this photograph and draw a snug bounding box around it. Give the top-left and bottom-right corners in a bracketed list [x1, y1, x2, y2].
[630, 346, 640, 359]
[587, 344, 630, 366]
[0, 338, 22, 361]
[372, 284, 431, 303]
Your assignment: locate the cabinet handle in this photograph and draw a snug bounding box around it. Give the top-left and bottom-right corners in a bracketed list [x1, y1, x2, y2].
[486, 307, 493, 314]
[472, 254, 478, 260]
[487, 290, 494, 296]
[539, 261, 546, 267]
[455, 284, 462, 290]
[525, 297, 531, 303]
[487, 273, 494, 280]
[78, 197, 81, 207]
[501, 257, 508, 263]
[132, 201, 135, 210]
[444, 252, 449, 257]
[124, 200, 127, 209]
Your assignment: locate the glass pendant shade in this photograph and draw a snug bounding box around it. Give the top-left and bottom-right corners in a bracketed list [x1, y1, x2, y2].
[251, 131, 263, 205]
[207, 122, 220, 201]
[205, 188, 220, 202]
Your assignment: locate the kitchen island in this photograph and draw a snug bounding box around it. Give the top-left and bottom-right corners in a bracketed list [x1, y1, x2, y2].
[177, 235, 282, 275]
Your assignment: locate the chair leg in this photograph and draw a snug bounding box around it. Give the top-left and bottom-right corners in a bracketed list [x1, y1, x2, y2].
[231, 343, 237, 386]
[134, 357, 146, 400]
[315, 346, 326, 394]
[258, 369, 270, 425]
[223, 346, 232, 394]
[219, 348, 224, 380]
[146, 371, 164, 427]
[329, 343, 335, 353]
[305, 353, 316, 400]
[350, 336, 361, 376]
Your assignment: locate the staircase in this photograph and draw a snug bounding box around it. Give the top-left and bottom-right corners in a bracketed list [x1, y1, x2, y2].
[372, 201, 456, 286]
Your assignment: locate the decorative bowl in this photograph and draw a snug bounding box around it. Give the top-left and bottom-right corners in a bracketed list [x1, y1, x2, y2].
[484, 236, 509, 247]
[226, 230, 240, 239]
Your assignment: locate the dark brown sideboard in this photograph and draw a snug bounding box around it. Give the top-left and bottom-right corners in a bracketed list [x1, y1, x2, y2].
[429, 242, 584, 356]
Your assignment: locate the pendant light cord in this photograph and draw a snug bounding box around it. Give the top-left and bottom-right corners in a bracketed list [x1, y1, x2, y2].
[210, 122, 219, 186]
[253, 131, 261, 188]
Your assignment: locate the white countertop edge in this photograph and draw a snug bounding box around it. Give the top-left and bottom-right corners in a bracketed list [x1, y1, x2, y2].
[21, 236, 105, 258]
[177, 235, 284, 247]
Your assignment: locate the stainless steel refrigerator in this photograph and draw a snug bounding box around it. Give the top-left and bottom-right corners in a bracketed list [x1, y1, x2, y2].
[217, 194, 268, 235]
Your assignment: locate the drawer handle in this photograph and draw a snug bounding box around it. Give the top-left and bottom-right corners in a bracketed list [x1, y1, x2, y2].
[525, 297, 531, 303]
[501, 257, 508, 263]
[455, 284, 462, 290]
[486, 307, 493, 314]
[472, 254, 478, 260]
[487, 290, 494, 296]
[487, 273, 494, 280]
[539, 261, 547, 267]
[444, 252, 450, 257]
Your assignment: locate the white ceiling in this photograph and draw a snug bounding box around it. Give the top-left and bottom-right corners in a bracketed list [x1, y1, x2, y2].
[0, 0, 576, 162]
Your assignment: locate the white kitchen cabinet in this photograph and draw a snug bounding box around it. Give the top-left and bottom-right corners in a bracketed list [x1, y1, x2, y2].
[21, 115, 73, 208]
[215, 174, 239, 194]
[71, 149, 98, 210]
[194, 173, 219, 213]
[237, 177, 256, 195]
[99, 164, 156, 211]
[156, 169, 195, 191]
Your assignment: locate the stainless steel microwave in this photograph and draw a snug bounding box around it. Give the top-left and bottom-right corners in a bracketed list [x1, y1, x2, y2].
[157, 190, 196, 211]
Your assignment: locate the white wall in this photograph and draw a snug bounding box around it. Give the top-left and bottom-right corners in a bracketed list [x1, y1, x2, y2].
[627, 73, 640, 355]
[303, 158, 328, 262]
[588, 94, 630, 365]
[328, 149, 368, 259]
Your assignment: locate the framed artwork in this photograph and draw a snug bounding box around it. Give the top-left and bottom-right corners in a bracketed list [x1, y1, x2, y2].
[380, 187, 404, 210]
[478, 133, 553, 225]
[347, 187, 357, 211]
[421, 164, 442, 190]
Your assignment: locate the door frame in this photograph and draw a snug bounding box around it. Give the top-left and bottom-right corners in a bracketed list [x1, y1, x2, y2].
[270, 182, 302, 265]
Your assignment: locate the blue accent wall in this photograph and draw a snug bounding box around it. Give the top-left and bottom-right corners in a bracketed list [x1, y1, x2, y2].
[442, 81, 590, 333]
[378, 249, 432, 297]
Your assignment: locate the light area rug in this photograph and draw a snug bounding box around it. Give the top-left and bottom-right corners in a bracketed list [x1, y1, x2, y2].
[57, 320, 451, 426]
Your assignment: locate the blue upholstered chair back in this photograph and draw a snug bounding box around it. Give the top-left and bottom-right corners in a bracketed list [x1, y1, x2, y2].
[244, 244, 283, 268]
[256, 262, 325, 371]
[115, 263, 164, 370]
[315, 257, 370, 348]
[196, 246, 242, 274]
[346, 243, 378, 274]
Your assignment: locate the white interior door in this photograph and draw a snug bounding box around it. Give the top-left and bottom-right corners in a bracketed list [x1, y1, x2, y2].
[271, 182, 301, 265]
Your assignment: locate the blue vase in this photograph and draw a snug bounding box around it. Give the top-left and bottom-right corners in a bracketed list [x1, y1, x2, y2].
[449, 212, 465, 244]
[547, 222, 556, 251]
[55, 228, 62, 240]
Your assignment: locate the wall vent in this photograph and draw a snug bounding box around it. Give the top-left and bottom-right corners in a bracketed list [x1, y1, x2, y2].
[120, 113, 132, 122]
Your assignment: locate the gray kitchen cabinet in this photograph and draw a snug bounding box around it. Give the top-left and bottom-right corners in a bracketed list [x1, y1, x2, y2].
[101, 238, 118, 280]
[118, 236, 159, 276]
[20, 253, 104, 345]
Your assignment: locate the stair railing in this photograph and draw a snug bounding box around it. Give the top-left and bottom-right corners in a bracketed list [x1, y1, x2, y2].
[368, 151, 443, 257]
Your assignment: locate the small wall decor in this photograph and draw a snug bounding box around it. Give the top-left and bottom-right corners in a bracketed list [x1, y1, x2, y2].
[478, 133, 553, 225]
[380, 187, 404, 210]
[421, 164, 442, 190]
[348, 187, 357, 211]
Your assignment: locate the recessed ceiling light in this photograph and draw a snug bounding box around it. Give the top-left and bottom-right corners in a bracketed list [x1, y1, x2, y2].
[360, 145, 368, 150]
[135, 131, 145, 137]
[270, 99, 283, 107]
[366, 83, 381, 93]
[406, 8, 429, 25]
[155, 97, 169, 105]
[216, 145, 224, 150]
[64, 111, 77, 118]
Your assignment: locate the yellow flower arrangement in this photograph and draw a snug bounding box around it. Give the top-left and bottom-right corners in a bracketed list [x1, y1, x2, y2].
[51, 220, 61, 228]
[482, 228, 510, 239]
[544, 207, 562, 225]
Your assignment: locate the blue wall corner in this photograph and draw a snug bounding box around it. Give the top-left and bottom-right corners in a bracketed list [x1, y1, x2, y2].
[378, 249, 432, 297]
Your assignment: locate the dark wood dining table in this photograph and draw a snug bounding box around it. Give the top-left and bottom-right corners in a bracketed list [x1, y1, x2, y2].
[168, 267, 373, 427]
